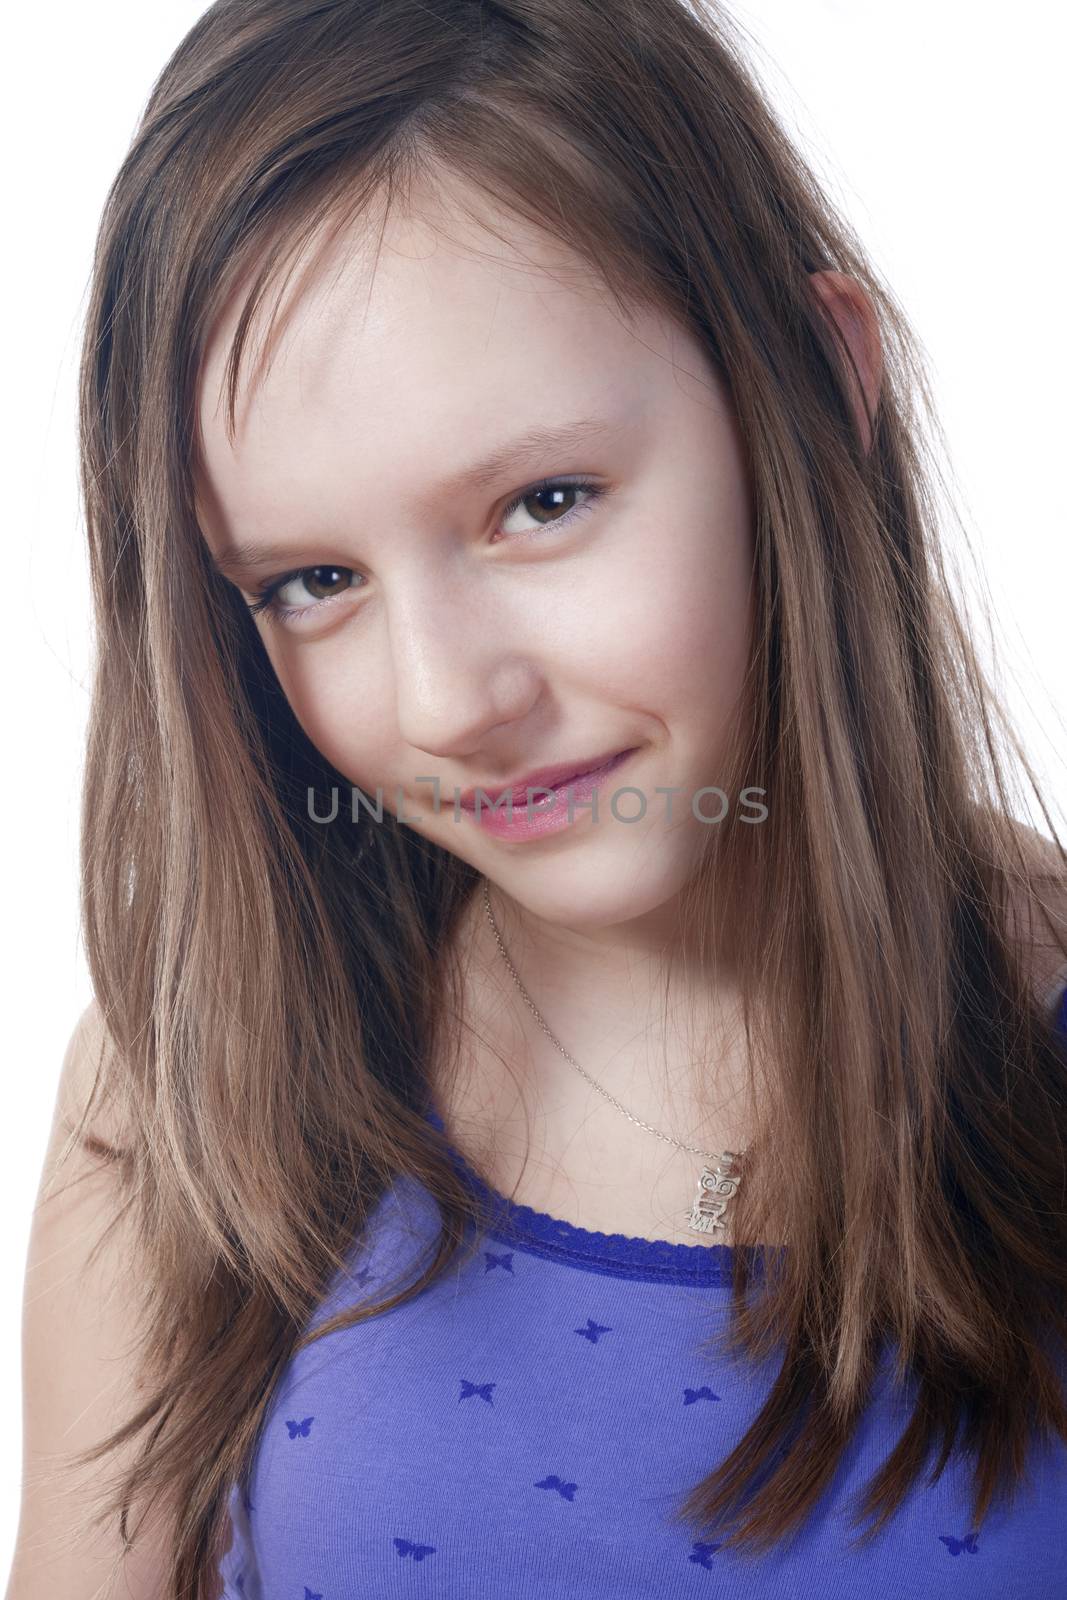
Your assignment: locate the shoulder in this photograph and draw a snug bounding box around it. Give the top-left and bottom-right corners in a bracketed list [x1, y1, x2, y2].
[56, 997, 133, 1162]
[59, 997, 111, 1089]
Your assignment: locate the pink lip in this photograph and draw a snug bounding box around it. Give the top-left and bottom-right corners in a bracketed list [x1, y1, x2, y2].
[459, 747, 639, 842]
[458, 748, 635, 811]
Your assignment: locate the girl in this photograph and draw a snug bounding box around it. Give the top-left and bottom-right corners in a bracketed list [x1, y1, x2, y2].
[11, 1, 1067, 1596]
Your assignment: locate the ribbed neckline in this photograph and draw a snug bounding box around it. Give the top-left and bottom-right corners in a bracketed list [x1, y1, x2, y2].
[422, 1104, 773, 1287]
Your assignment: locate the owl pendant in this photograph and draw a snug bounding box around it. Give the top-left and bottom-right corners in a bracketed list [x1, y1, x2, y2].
[687, 1152, 742, 1236]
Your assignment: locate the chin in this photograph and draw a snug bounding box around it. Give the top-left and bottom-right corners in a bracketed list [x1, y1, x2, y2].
[486, 836, 701, 929]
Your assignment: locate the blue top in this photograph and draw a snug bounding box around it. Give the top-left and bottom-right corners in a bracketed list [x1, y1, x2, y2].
[215, 984, 1067, 1598]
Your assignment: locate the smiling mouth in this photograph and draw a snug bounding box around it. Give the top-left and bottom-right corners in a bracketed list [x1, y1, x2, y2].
[459, 747, 636, 810]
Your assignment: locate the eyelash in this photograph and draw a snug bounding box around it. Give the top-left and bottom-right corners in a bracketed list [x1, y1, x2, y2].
[245, 475, 609, 627]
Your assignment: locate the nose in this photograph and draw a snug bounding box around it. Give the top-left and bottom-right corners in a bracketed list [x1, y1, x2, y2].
[387, 577, 541, 760]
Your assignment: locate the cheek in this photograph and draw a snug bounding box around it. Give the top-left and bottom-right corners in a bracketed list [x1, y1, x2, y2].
[651, 540, 754, 722]
[554, 503, 754, 720]
[635, 461, 755, 724]
[264, 644, 398, 790]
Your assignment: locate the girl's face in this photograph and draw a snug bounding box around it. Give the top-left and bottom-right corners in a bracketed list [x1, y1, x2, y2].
[196, 173, 755, 931]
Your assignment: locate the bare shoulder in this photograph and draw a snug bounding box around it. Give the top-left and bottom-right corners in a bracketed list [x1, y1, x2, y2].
[53, 997, 126, 1154]
[4, 1000, 177, 1600]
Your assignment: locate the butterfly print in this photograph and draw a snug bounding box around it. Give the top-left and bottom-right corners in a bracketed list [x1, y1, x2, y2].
[688, 1541, 723, 1569]
[939, 1531, 979, 1556]
[575, 1317, 612, 1344]
[394, 1538, 437, 1560]
[535, 1475, 578, 1501]
[459, 1379, 496, 1403]
[285, 1416, 315, 1439]
[484, 1249, 515, 1272]
[683, 1386, 721, 1404]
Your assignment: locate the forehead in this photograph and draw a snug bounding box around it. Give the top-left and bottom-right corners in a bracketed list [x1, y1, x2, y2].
[194, 174, 703, 544]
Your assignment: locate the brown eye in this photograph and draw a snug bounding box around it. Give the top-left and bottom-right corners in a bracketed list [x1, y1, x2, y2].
[524, 485, 580, 523]
[247, 565, 359, 623]
[498, 480, 605, 538]
[285, 566, 352, 602]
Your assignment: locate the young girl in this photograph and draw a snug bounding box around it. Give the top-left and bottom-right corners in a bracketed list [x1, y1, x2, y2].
[11, 1, 1067, 1597]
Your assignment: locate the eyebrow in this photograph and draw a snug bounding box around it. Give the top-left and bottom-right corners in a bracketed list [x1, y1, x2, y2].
[208, 415, 625, 576]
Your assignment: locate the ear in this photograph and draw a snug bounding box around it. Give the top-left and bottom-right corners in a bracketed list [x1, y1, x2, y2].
[807, 270, 883, 454]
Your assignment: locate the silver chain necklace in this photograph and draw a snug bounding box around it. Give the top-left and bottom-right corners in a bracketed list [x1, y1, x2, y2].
[481, 877, 746, 1238]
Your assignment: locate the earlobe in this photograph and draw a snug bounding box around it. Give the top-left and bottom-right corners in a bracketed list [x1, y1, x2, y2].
[807, 269, 884, 454]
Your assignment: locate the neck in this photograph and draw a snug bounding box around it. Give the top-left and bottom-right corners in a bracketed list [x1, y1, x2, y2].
[437, 876, 756, 1162]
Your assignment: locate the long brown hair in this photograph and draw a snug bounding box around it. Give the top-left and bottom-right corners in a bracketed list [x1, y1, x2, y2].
[61, 0, 1067, 1592]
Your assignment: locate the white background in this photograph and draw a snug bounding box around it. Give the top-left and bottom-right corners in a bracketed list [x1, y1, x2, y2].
[2, 0, 1064, 1579]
